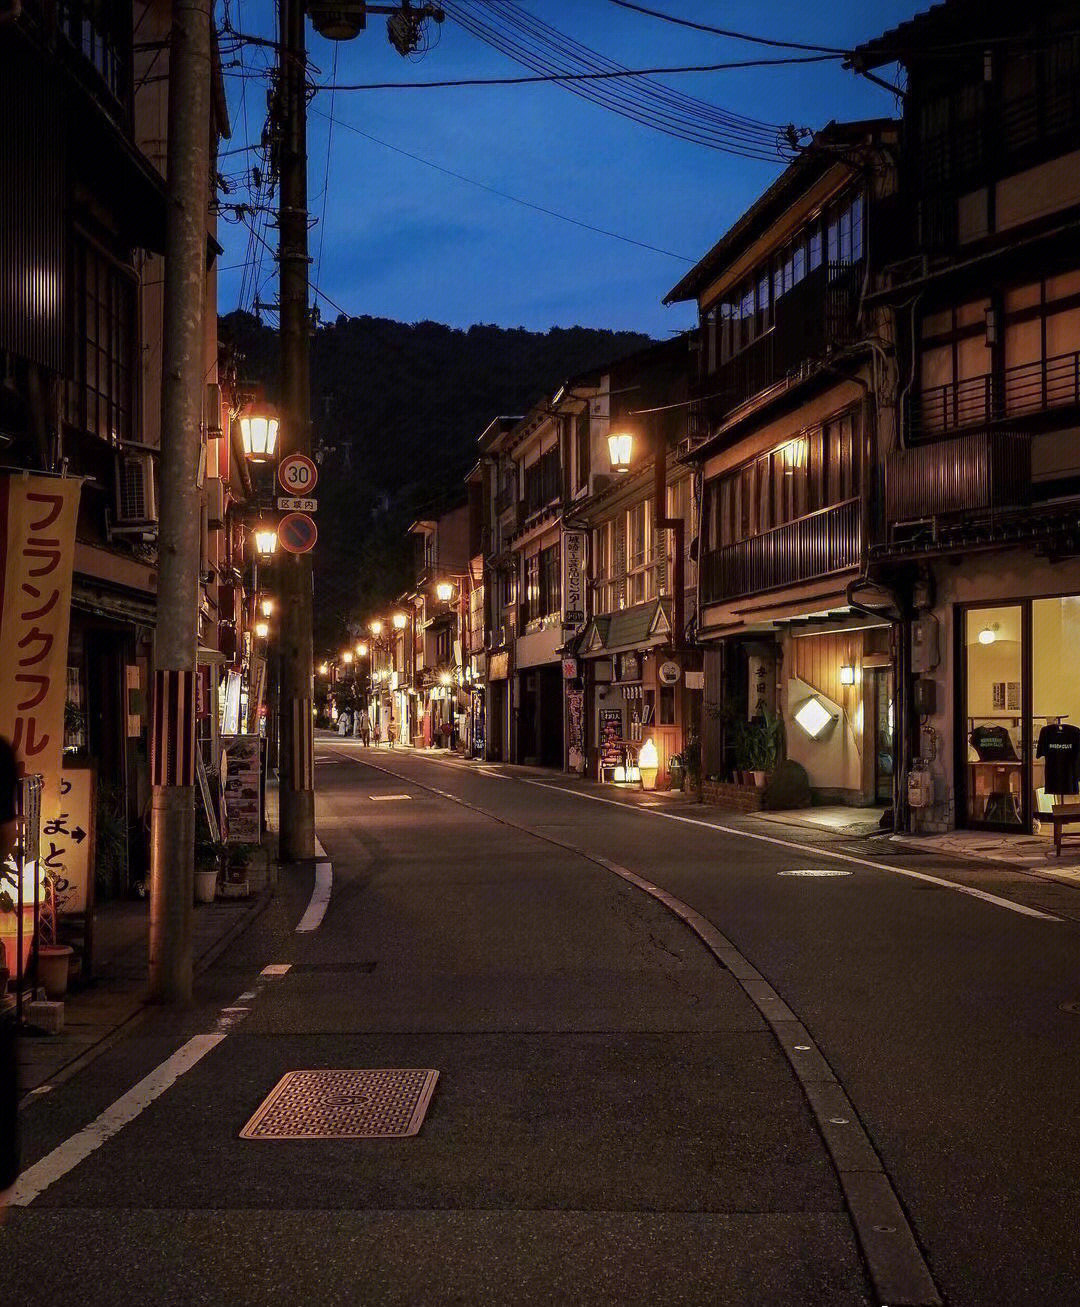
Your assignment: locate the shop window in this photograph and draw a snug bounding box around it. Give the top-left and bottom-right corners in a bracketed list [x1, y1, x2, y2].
[1033, 596, 1080, 811]
[964, 605, 1024, 827]
[660, 685, 675, 725]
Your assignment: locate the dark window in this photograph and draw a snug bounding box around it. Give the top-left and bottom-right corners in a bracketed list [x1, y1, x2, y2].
[660, 685, 676, 725]
[523, 553, 540, 623]
[523, 446, 561, 516]
[58, 0, 129, 104]
[66, 236, 134, 445]
[539, 542, 560, 619]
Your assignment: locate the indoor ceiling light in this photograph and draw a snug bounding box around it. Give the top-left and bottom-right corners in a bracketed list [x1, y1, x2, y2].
[978, 622, 999, 645]
[794, 695, 835, 739]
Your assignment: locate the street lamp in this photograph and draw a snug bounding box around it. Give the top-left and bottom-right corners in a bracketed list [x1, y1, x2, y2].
[260, 597, 274, 618]
[369, 619, 383, 637]
[342, 650, 354, 666]
[254, 619, 270, 641]
[356, 641, 368, 657]
[435, 581, 454, 604]
[318, 662, 329, 676]
[392, 612, 407, 630]
[607, 430, 634, 473]
[253, 523, 278, 558]
[238, 402, 280, 463]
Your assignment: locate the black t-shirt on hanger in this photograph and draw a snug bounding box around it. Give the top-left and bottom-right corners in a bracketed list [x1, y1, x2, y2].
[970, 724, 1018, 762]
[1036, 722, 1080, 796]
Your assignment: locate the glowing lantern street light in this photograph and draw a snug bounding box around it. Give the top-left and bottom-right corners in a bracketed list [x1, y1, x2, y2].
[318, 662, 329, 676]
[607, 430, 634, 473]
[238, 404, 279, 463]
[638, 737, 659, 791]
[435, 581, 454, 604]
[254, 620, 270, 641]
[253, 524, 278, 558]
[260, 597, 274, 618]
[392, 612, 408, 630]
[355, 642, 368, 658]
[342, 650, 354, 666]
[369, 619, 383, 637]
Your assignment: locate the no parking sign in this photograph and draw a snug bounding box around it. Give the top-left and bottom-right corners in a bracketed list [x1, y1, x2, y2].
[278, 512, 318, 554]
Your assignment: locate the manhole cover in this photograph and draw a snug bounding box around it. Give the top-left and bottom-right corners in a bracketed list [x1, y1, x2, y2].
[778, 868, 853, 877]
[240, 1069, 439, 1139]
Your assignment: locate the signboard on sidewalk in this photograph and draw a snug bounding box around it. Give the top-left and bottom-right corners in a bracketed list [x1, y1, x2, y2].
[562, 530, 586, 626]
[222, 734, 262, 845]
[45, 767, 95, 917]
[566, 687, 584, 773]
[599, 708, 623, 770]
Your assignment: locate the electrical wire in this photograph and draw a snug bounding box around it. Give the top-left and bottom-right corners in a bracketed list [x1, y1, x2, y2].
[607, 1, 850, 56]
[309, 106, 695, 261]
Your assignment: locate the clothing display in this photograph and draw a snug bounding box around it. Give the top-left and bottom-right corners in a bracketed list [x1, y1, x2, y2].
[1036, 721, 1080, 796]
[969, 724, 1019, 762]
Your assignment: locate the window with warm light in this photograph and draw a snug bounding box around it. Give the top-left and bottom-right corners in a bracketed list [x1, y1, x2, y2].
[626, 498, 654, 606]
[794, 695, 835, 738]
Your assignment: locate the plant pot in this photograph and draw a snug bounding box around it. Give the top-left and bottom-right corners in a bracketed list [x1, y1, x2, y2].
[0, 905, 37, 977]
[194, 868, 219, 904]
[751, 770, 767, 788]
[37, 943, 74, 999]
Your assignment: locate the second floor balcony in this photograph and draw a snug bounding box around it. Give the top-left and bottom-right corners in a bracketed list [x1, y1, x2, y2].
[700, 498, 861, 605]
[692, 262, 862, 436]
[913, 349, 1080, 439]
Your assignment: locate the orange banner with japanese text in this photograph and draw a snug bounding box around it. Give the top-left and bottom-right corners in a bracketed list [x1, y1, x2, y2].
[0, 474, 82, 819]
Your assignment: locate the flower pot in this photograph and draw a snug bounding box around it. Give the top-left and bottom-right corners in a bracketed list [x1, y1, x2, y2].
[37, 943, 74, 999]
[194, 868, 219, 904]
[751, 770, 767, 788]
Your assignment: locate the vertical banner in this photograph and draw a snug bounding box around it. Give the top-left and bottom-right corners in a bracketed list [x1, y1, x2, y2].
[0, 474, 82, 817]
[562, 529, 586, 627]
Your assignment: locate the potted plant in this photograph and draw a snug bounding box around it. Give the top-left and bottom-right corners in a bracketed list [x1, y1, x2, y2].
[746, 708, 784, 787]
[194, 839, 225, 904]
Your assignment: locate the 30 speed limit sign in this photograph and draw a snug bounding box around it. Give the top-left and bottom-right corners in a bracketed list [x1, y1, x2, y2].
[278, 452, 319, 496]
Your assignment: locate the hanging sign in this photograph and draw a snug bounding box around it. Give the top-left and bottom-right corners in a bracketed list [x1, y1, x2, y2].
[0, 474, 82, 822]
[278, 452, 318, 496]
[562, 529, 586, 626]
[658, 660, 681, 685]
[278, 511, 318, 554]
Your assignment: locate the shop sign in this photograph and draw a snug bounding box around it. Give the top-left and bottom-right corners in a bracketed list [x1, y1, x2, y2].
[489, 650, 510, 681]
[616, 652, 641, 682]
[0, 474, 82, 830]
[747, 652, 775, 719]
[45, 768, 94, 916]
[562, 530, 586, 626]
[685, 670, 704, 690]
[599, 708, 623, 769]
[562, 657, 578, 681]
[658, 660, 681, 685]
[222, 734, 262, 845]
[566, 687, 584, 772]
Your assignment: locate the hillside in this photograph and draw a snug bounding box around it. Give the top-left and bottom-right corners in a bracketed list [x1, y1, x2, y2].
[220, 311, 655, 649]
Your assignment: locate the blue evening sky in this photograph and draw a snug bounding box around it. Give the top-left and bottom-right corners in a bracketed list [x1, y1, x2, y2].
[218, 1, 915, 337]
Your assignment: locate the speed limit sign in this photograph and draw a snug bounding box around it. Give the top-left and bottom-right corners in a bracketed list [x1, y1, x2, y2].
[278, 452, 319, 496]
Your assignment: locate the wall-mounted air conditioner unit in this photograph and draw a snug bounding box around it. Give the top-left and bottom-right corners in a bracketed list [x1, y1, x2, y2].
[115, 452, 158, 524]
[206, 476, 226, 529]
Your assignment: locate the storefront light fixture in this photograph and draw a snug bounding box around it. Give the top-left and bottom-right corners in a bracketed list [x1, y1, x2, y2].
[238, 403, 279, 463]
[978, 622, 999, 645]
[607, 430, 634, 473]
[839, 664, 856, 686]
[638, 737, 659, 791]
[392, 612, 408, 630]
[436, 581, 454, 603]
[794, 695, 836, 739]
[254, 619, 270, 640]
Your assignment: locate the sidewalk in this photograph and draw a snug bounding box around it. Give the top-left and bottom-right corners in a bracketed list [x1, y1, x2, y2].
[17, 858, 275, 1101]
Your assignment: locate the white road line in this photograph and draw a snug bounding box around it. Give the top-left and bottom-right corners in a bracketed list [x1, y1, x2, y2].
[295, 860, 333, 933]
[261, 963, 292, 976]
[520, 779, 1061, 922]
[10, 1032, 226, 1207]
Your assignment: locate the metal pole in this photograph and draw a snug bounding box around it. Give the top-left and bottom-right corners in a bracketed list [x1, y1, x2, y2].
[277, 0, 316, 859]
[654, 436, 684, 651]
[148, 0, 213, 1004]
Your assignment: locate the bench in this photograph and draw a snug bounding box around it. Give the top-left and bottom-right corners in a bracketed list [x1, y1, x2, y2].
[1051, 804, 1080, 857]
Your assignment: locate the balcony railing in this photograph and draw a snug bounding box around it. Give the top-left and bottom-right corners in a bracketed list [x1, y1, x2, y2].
[691, 262, 862, 433]
[913, 349, 1080, 438]
[884, 432, 1031, 533]
[700, 498, 860, 604]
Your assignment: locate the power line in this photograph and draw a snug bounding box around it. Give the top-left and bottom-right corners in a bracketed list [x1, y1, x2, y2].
[321, 53, 837, 89]
[607, 1, 850, 56]
[309, 106, 695, 261]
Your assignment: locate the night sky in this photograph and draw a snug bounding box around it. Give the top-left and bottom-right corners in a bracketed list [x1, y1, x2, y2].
[217, 1, 915, 337]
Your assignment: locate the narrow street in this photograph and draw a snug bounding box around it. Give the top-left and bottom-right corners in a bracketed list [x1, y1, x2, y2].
[4, 740, 1079, 1305]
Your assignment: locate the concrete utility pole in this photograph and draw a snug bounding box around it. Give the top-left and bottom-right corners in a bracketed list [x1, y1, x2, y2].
[276, 0, 317, 861]
[149, 0, 213, 1003]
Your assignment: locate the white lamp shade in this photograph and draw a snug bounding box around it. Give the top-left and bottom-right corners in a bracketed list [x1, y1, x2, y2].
[369, 620, 383, 636]
[342, 651, 354, 664]
[978, 625, 997, 645]
[393, 612, 408, 630]
[239, 414, 279, 462]
[608, 431, 633, 471]
[253, 526, 278, 557]
[436, 582, 454, 603]
[794, 695, 835, 739]
[254, 620, 269, 640]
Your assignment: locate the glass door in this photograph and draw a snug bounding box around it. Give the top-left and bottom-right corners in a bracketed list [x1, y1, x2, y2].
[872, 668, 895, 805]
[962, 605, 1026, 829]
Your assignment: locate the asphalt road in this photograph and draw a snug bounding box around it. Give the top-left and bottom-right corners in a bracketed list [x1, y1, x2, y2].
[5, 740, 1080, 1305]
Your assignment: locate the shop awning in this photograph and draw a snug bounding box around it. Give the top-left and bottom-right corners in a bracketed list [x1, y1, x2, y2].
[579, 598, 671, 657]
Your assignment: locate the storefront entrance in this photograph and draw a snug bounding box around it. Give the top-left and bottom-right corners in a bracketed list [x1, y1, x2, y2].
[959, 595, 1080, 830]
[871, 667, 895, 805]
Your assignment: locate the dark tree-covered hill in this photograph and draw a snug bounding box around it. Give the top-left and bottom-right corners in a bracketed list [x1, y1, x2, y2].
[219, 310, 654, 650]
